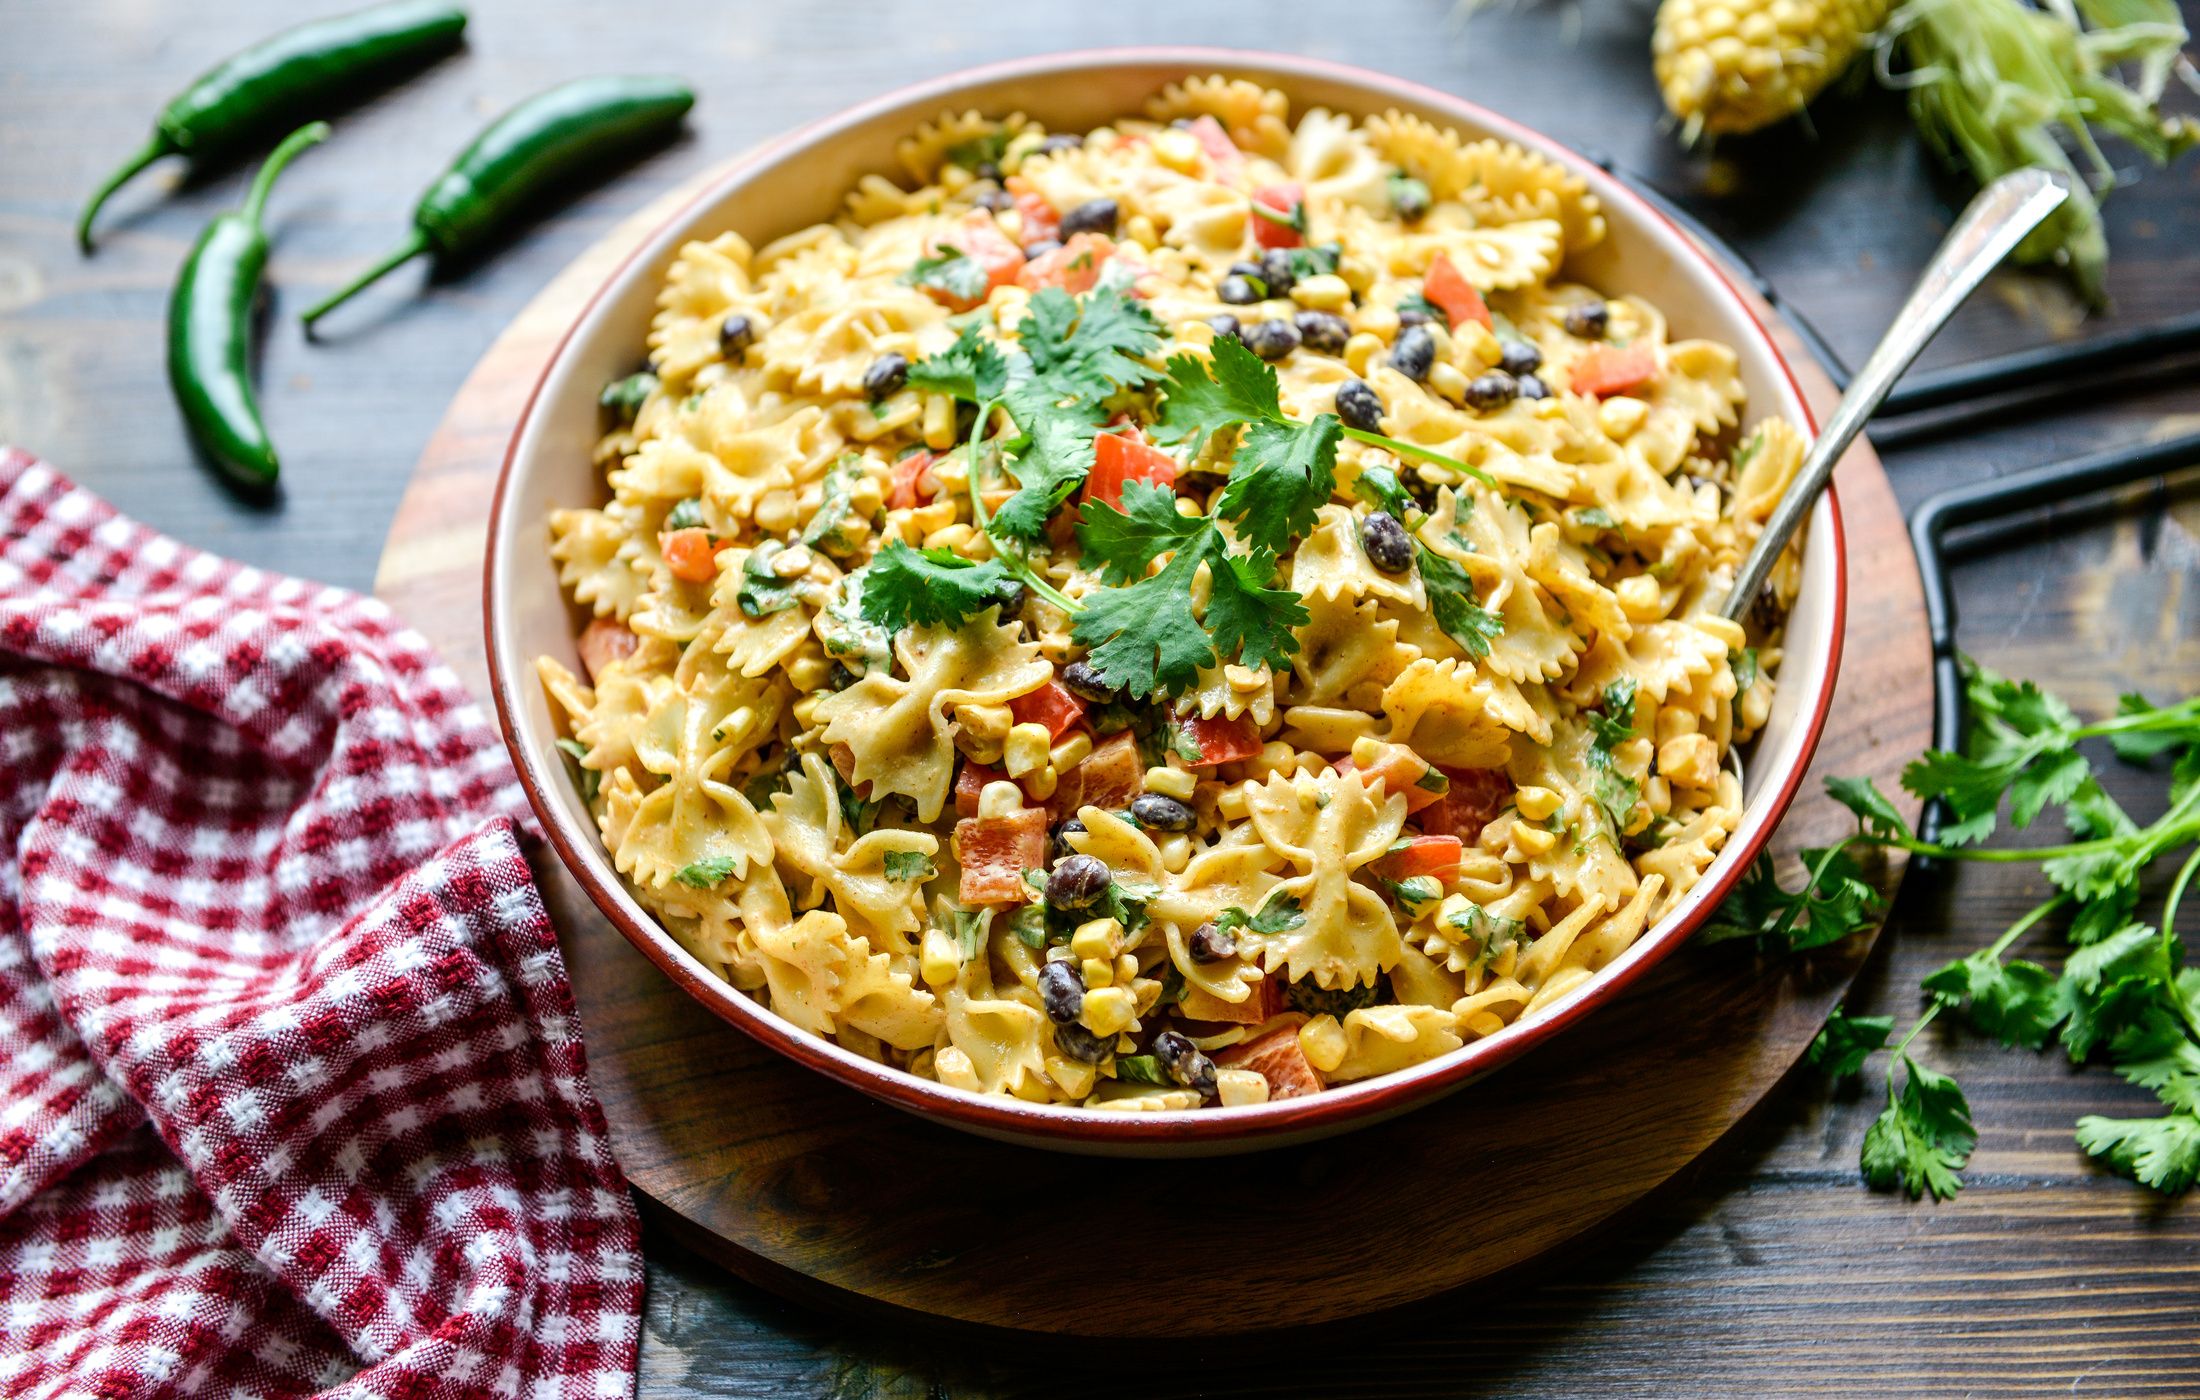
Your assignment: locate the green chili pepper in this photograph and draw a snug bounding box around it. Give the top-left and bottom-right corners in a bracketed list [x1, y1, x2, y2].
[167, 123, 330, 492]
[301, 76, 695, 329]
[77, 1, 466, 252]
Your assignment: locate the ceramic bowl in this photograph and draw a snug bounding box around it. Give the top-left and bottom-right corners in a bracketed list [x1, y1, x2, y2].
[485, 48, 1845, 1156]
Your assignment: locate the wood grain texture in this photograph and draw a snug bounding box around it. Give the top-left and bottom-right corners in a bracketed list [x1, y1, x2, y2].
[6, 0, 2197, 1391]
[372, 142, 1932, 1335]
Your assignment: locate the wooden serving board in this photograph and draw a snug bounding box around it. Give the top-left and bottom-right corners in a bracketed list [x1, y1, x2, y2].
[374, 164, 1931, 1338]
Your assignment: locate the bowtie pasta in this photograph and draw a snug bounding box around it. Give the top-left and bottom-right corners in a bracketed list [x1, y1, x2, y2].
[538, 78, 1806, 1113]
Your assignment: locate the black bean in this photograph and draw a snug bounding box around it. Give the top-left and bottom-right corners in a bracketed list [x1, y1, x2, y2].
[1243, 319, 1300, 362]
[1563, 301, 1611, 339]
[1059, 660, 1118, 703]
[1051, 816, 1088, 860]
[1218, 275, 1264, 306]
[719, 313, 756, 358]
[1517, 372, 1550, 401]
[1390, 325, 1435, 382]
[1499, 339, 1543, 376]
[1334, 377, 1384, 433]
[1035, 133, 1084, 155]
[972, 161, 1003, 183]
[1022, 238, 1062, 261]
[1046, 854, 1112, 910]
[1257, 248, 1299, 297]
[1396, 307, 1432, 330]
[1060, 197, 1119, 237]
[1129, 792, 1196, 832]
[1207, 313, 1244, 346]
[972, 184, 1014, 213]
[1463, 370, 1520, 411]
[1037, 959, 1085, 1024]
[1360, 511, 1414, 574]
[1294, 310, 1350, 354]
[1053, 1020, 1112, 1063]
[1153, 1030, 1218, 1096]
[1187, 921, 1237, 963]
[863, 352, 909, 398]
[1228, 260, 1266, 279]
[1389, 175, 1432, 223]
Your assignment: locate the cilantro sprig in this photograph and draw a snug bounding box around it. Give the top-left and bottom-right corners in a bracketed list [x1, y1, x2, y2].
[855, 540, 1023, 633]
[1715, 659, 2200, 1199]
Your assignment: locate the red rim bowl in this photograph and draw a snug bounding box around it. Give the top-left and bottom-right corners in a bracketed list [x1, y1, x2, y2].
[484, 48, 1846, 1157]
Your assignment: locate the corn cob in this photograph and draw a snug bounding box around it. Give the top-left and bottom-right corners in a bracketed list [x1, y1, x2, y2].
[1652, 0, 1896, 137]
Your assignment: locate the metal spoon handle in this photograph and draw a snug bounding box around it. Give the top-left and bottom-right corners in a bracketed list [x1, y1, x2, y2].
[1717, 168, 2072, 622]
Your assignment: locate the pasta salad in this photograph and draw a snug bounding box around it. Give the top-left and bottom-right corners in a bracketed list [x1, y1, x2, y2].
[537, 77, 1806, 1111]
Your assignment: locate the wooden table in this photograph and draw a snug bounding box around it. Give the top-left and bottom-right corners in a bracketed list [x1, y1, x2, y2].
[4, 2, 2198, 1392]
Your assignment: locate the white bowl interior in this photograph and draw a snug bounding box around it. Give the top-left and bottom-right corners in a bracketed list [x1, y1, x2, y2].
[489, 51, 1838, 1152]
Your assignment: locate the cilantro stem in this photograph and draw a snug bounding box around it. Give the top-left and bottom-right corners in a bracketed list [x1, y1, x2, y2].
[961, 397, 1082, 618]
[1339, 426, 1498, 489]
[2075, 699, 2200, 740]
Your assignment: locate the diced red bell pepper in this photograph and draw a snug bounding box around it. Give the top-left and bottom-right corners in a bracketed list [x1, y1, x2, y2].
[1218, 1025, 1326, 1099]
[1180, 975, 1284, 1026]
[660, 527, 720, 583]
[1081, 430, 1180, 511]
[1570, 344, 1660, 398]
[955, 760, 1007, 819]
[1010, 680, 1088, 741]
[1017, 232, 1114, 294]
[1380, 835, 1465, 882]
[1336, 742, 1449, 814]
[1423, 252, 1493, 332]
[1249, 182, 1306, 250]
[1178, 714, 1261, 769]
[576, 617, 638, 682]
[1049, 729, 1142, 817]
[1416, 766, 1512, 842]
[955, 806, 1048, 905]
[1008, 182, 1060, 244]
[1185, 115, 1245, 181]
[889, 450, 935, 511]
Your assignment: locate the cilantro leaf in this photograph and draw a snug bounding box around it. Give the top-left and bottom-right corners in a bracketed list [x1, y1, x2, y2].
[736, 547, 800, 619]
[600, 371, 657, 421]
[1075, 479, 1206, 584]
[1861, 1056, 1976, 1201]
[1417, 543, 1504, 659]
[1199, 543, 1308, 676]
[908, 323, 1010, 403]
[554, 737, 600, 804]
[1152, 337, 1282, 451]
[856, 540, 1023, 632]
[2076, 1111, 2200, 1193]
[1071, 548, 1216, 698]
[665, 497, 705, 531]
[1922, 948, 2059, 1049]
[675, 856, 741, 888]
[1827, 774, 1911, 841]
[1020, 285, 1165, 400]
[900, 246, 989, 304]
[1216, 414, 1340, 555]
[1584, 678, 1641, 836]
[1809, 1005, 1894, 1078]
[1215, 893, 1308, 937]
[1698, 845, 1882, 953]
[1445, 904, 1530, 970]
[884, 850, 938, 883]
[989, 391, 1098, 540]
[1113, 1054, 1171, 1085]
[1903, 659, 2087, 843]
[1397, 290, 1447, 328]
[1351, 462, 1414, 519]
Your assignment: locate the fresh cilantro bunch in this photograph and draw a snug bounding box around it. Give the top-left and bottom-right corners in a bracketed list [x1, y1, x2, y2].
[1714, 659, 2200, 1199]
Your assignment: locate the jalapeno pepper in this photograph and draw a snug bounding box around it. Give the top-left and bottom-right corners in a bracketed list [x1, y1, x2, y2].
[167, 123, 330, 491]
[300, 76, 695, 329]
[77, 1, 466, 252]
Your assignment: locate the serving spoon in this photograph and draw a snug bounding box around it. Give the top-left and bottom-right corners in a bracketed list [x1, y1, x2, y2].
[1717, 168, 2073, 622]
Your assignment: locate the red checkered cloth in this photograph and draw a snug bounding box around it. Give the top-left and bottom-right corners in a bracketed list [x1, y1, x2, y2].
[0, 449, 642, 1398]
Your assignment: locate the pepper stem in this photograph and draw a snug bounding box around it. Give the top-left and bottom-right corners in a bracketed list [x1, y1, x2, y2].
[76, 132, 177, 253]
[300, 226, 432, 330]
[241, 122, 332, 231]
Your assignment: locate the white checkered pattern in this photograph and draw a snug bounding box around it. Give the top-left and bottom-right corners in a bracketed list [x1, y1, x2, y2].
[0, 450, 641, 1398]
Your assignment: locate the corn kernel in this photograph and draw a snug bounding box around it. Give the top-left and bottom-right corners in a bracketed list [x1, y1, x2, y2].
[1354, 303, 1401, 340]
[1004, 722, 1052, 778]
[1081, 956, 1114, 988]
[1428, 362, 1470, 402]
[1117, 952, 1142, 986]
[977, 779, 1024, 820]
[1513, 822, 1558, 856]
[922, 393, 957, 450]
[1598, 396, 1649, 440]
[925, 522, 978, 553]
[1144, 765, 1197, 801]
[1217, 1067, 1270, 1107]
[754, 490, 797, 535]
[1299, 1015, 1349, 1074]
[1615, 574, 1665, 622]
[1655, 706, 1700, 745]
[1152, 127, 1202, 173]
[792, 691, 829, 729]
[1050, 732, 1093, 772]
[1291, 273, 1352, 311]
[1072, 918, 1124, 962]
[920, 928, 961, 986]
[1660, 733, 1721, 789]
[1514, 784, 1563, 822]
[1343, 331, 1384, 376]
[1647, 774, 1674, 816]
[1083, 986, 1137, 1037]
[1159, 833, 1192, 874]
[935, 1045, 979, 1091]
[1216, 784, 1251, 820]
[1024, 764, 1059, 800]
[1049, 1057, 1097, 1098]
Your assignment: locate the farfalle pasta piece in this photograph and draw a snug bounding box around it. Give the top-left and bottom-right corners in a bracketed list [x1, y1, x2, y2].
[936, 959, 1053, 1100]
[816, 612, 1050, 822]
[1290, 504, 1420, 609]
[549, 505, 650, 620]
[762, 754, 936, 945]
[1291, 597, 1412, 707]
[649, 232, 758, 386]
[1145, 75, 1293, 159]
[895, 109, 1030, 185]
[1286, 108, 1390, 214]
[1419, 489, 1581, 685]
[1241, 771, 1407, 989]
[1328, 1005, 1465, 1082]
[1380, 658, 1519, 768]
